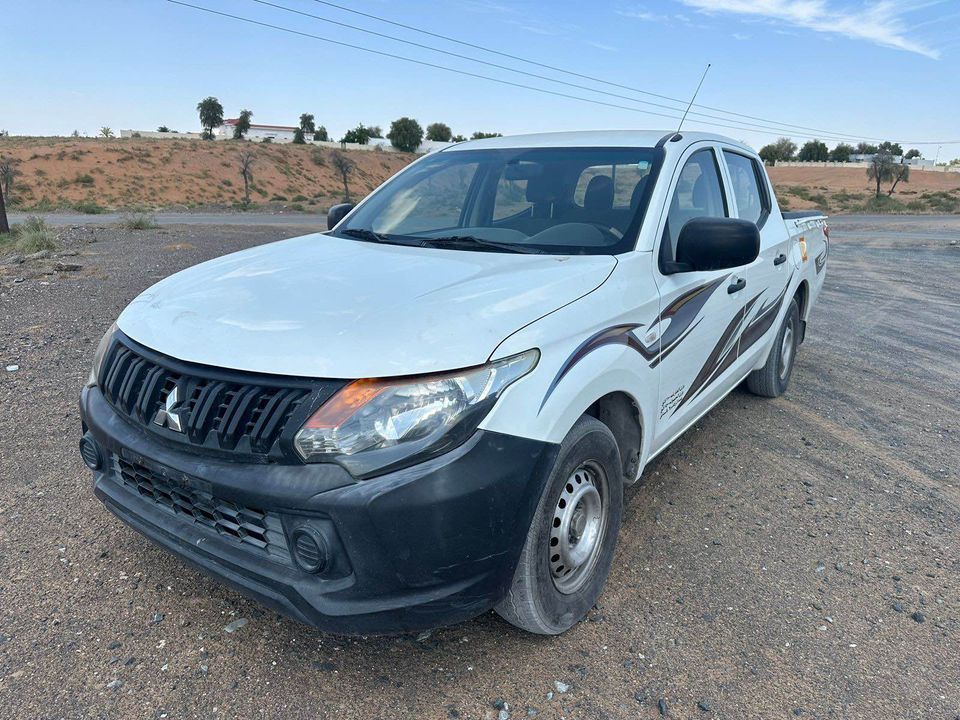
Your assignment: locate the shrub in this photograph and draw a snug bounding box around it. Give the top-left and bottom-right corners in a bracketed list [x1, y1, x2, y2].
[2, 216, 58, 254]
[74, 173, 95, 186]
[73, 200, 105, 214]
[291, 194, 308, 202]
[120, 212, 158, 230]
[288, 203, 305, 211]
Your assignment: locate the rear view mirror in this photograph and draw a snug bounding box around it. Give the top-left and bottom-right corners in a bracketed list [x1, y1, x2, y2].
[327, 203, 355, 230]
[674, 217, 760, 272]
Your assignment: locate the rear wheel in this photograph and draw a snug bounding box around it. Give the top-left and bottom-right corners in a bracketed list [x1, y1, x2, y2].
[746, 298, 800, 398]
[495, 416, 623, 634]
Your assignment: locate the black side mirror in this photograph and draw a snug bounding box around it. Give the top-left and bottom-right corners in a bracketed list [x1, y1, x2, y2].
[674, 217, 760, 272]
[327, 203, 355, 230]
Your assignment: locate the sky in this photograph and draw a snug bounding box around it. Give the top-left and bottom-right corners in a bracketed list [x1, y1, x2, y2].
[3, 0, 959, 160]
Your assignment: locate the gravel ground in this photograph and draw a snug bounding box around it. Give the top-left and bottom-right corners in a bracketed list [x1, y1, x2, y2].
[1, 218, 957, 719]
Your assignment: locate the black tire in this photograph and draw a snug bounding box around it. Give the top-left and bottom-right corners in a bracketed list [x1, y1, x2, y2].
[746, 297, 800, 398]
[495, 415, 623, 634]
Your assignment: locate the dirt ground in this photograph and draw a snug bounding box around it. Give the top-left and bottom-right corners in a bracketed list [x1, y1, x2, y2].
[0, 137, 410, 210]
[0, 217, 957, 719]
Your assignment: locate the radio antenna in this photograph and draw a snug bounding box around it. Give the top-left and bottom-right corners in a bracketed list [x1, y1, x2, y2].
[676, 63, 711, 134]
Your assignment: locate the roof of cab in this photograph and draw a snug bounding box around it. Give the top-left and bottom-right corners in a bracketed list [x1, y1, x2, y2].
[443, 129, 753, 153]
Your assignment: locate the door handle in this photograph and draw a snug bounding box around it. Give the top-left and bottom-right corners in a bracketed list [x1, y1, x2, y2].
[727, 278, 746, 294]
[774, 253, 788, 266]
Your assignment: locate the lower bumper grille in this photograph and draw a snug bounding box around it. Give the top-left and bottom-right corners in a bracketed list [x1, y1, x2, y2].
[113, 456, 290, 566]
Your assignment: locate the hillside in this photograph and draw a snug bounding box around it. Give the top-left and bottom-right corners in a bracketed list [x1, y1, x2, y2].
[769, 165, 960, 214]
[1, 137, 958, 215]
[0, 137, 412, 212]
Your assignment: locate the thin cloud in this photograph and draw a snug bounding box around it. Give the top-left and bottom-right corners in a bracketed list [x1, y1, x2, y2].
[616, 6, 671, 22]
[676, 0, 941, 58]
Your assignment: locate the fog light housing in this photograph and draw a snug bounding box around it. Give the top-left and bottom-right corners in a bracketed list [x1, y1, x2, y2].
[79, 433, 103, 471]
[290, 526, 330, 574]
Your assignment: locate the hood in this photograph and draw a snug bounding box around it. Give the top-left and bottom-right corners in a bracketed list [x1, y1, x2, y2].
[118, 233, 616, 379]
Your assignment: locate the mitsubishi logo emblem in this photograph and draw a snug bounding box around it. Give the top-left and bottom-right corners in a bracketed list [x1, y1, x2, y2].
[154, 386, 185, 433]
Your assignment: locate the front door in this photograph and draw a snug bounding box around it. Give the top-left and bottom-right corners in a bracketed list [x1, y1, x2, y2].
[651, 146, 749, 449]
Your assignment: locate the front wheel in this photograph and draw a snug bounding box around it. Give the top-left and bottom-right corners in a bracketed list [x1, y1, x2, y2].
[495, 416, 623, 634]
[746, 297, 800, 398]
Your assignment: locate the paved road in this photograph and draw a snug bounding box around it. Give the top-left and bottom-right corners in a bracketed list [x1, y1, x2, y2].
[6, 211, 328, 228]
[0, 217, 957, 719]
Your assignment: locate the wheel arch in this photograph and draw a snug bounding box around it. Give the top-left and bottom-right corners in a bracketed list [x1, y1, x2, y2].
[583, 391, 644, 485]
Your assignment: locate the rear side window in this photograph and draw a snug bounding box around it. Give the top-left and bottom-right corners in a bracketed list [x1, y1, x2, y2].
[573, 161, 653, 208]
[723, 151, 767, 225]
[663, 149, 727, 261]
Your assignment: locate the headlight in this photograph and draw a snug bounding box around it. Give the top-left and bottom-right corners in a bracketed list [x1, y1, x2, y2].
[86, 322, 117, 387]
[294, 349, 539, 477]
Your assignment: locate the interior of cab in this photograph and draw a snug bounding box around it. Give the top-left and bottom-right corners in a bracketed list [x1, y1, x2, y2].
[343, 146, 659, 254]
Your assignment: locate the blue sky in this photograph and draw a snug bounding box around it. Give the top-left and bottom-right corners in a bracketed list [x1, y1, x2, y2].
[4, 0, 959, 159]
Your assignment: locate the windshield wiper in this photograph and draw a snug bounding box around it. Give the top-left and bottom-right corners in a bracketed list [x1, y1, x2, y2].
[339, 227, 392, 244]
[421, 235, 542, 254]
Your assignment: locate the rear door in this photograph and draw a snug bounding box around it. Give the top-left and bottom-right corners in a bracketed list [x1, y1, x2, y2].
[722, 149, 794, 367]
[650, 144, 748, 449]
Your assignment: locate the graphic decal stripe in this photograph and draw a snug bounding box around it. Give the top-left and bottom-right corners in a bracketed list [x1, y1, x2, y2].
[672, 273, 796, 415]
[538, 324, 643, 411]
[537, 276, 730, 413]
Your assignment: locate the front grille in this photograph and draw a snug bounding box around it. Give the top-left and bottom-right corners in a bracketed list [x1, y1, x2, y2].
[114, 456, 290, 564]
[98, 333, 344, 462]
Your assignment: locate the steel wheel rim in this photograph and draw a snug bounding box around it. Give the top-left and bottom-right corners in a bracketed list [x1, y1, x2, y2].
[779, 322, 795, 380]
[549, 461, 608, 595]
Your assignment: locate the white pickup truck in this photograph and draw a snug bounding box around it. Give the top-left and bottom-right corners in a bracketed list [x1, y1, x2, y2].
[79, 130, 828, 635]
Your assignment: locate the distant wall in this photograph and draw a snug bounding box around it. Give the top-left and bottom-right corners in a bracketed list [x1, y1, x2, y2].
[776, 160, 959, 173]
[119, 129, 455, 154]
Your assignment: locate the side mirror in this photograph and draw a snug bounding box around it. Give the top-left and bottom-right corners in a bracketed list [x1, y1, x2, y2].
[674, 217, 760, 272]
[327, 203, 355, 230]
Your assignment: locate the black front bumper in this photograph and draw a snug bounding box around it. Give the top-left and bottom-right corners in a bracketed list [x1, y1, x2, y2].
[80, 385, 558, 634]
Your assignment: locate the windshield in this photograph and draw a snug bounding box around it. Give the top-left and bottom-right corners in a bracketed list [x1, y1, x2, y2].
[335, 146, 661, 255]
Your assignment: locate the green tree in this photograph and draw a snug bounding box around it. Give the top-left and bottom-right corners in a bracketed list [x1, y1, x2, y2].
[368, 125, 383, 138]
[299, 113, 316, 135]
[758, 137, 797, 164]
[238, 150, 256, 205]
[292, 127, 306, 144]
[99, 127, 114, 138]
[157, 125, 170, 133]
[388, 117, 424, 153]
[867, 151, 897, 197]
[233, 109, 253, 139]
[856, 142, 878, 155]
[470, 131, 502, 140]
[888, 162, 909, 195]
[426, 122, 452, 142]
[341, 124, 373, 144]
[451, 134, 466, 143]
[313, 126, 329, 142]
[798, 140, 829, 162]
[196, 96, 224, 140]
[904, 148, 921, 160]
[829, 143, 854, 162]
[878, 141, 903, 157]
[330, 150, 356, 201]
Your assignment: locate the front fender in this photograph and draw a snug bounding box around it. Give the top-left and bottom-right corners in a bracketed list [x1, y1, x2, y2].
[478, 254, 660, 466]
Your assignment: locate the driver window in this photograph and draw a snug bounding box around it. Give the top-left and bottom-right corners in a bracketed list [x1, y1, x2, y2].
[663, 149, 727, 262]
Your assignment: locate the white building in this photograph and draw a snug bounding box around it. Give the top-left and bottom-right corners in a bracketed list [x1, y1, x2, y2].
[216, 119, 300, 142]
